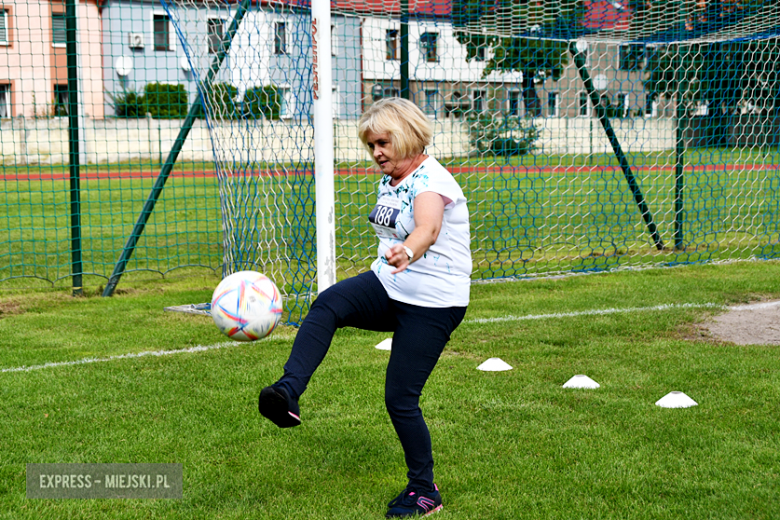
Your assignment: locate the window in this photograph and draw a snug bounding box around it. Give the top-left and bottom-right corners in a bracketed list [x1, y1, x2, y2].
[54, 84, 68, 116]
[52, 12, 66, 46]
[616, 92, 629, 117]
[644, 94, 658, 118]
[423, 89, 439, 115]
[475, 45, 486, 61]
[420, 32, 438, 63]
[472, 89, 486, 113]
[274, 21, 286, 55]
[579, 91, 590, 117]
[385, 29, 398, 60]
[207, 18, 224, 55]
[371, 84, 399, 101]
[547, 91, 559, 117]
[279, 88, 295, 118]
[0, 84, 10, 118]
[153, 13, 173, 51]
[619, 44, 644, 70]
[0, 9, 9, 46]
[508, 90, 521, 117]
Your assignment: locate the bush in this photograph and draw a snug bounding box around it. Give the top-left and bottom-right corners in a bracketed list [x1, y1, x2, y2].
[490, 137, 531, 157]
[107, 83, 189, 119]
[106, 87, 147, 118]
[243, 86, 281, 120]
[143, 83, 189, 119]
[199, 82, 239, 120]
[467, 115, 540, 157]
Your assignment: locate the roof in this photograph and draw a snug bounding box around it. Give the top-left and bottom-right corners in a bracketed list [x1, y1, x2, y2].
[331, 0, 450, 17]
[581, 0, 632, 31]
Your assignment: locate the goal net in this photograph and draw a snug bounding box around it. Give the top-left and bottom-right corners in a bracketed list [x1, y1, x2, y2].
[162, 0, 780, 322]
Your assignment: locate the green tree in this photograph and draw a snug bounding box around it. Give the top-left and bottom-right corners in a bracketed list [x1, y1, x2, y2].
[735, 39, 780, 115]
[641, 0, 780, 117]
[645, 39, 780, 115]
[453, 0, 583, 116]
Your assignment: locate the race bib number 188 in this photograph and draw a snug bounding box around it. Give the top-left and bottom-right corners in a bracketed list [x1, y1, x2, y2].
[369, 196, 403, 239]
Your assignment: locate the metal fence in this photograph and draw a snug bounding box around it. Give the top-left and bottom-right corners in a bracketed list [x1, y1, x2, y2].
[2, 0, 780, 324]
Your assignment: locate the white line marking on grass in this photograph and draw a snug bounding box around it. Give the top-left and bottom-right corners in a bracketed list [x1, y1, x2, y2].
[3, 300, 777, 374]
[0, 342, 236, 374]
[466, 302, 724, 324]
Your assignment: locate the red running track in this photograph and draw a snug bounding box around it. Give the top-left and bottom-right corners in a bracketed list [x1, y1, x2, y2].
[2, 163, 779, 182]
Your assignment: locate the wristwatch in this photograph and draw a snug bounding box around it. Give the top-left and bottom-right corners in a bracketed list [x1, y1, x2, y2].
[402, 246, 414, 263]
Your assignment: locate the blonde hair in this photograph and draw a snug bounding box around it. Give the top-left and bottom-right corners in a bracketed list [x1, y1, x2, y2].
[358, 97, 434, 160]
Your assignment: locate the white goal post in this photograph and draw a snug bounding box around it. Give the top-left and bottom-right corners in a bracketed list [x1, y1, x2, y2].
[312, 0, 337, 293]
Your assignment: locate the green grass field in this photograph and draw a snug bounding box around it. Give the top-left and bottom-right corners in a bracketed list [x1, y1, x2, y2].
[1, 261, 779, 519]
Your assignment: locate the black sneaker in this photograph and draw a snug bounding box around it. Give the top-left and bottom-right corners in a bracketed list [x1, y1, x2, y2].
[385, 485, 443, 518]
[258, 386, 301, 428]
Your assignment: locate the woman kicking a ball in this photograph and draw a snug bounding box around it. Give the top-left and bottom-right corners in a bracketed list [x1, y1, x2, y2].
[258, 97, 471, 518]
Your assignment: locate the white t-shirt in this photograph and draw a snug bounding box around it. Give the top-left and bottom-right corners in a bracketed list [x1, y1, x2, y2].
[369, 156, 471, 308]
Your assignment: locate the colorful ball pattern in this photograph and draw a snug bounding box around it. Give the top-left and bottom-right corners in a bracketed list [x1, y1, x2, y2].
[211, 271, 283, 341]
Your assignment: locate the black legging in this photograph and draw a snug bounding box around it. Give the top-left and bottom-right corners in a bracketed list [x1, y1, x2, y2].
[275, 270, 467, 492]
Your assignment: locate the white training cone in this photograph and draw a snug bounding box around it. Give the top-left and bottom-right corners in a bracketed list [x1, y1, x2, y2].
[477, 358, 513, 371]
[375, 338, 392, 351]
[655, 391, 698, 408]
[562, 375, 600, 389]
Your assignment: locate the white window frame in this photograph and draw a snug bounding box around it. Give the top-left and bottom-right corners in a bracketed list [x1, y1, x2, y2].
[0, 10, 9, 46]
[617, 92, 630, 117]
[332, 87, 340, 119]
[331, 23, 338, 57]
[52, 11, 66, 48]
[645, 100, 658, 118]
[471, 88, 486, 113]
[508, 90, 522, 117]
[0, 84, 10, 118]
[578, 91, 591, 117]
[279, 87, 295, 119]
[207, 16, 226, 55]
[151, 11, 176, 51]
[644, 96, 658, 118]
[547, 91, 559, 117]
[273, 20, 287, 55]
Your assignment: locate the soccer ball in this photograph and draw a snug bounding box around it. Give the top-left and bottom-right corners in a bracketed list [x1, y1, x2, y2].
[211, 271, 283, 341]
